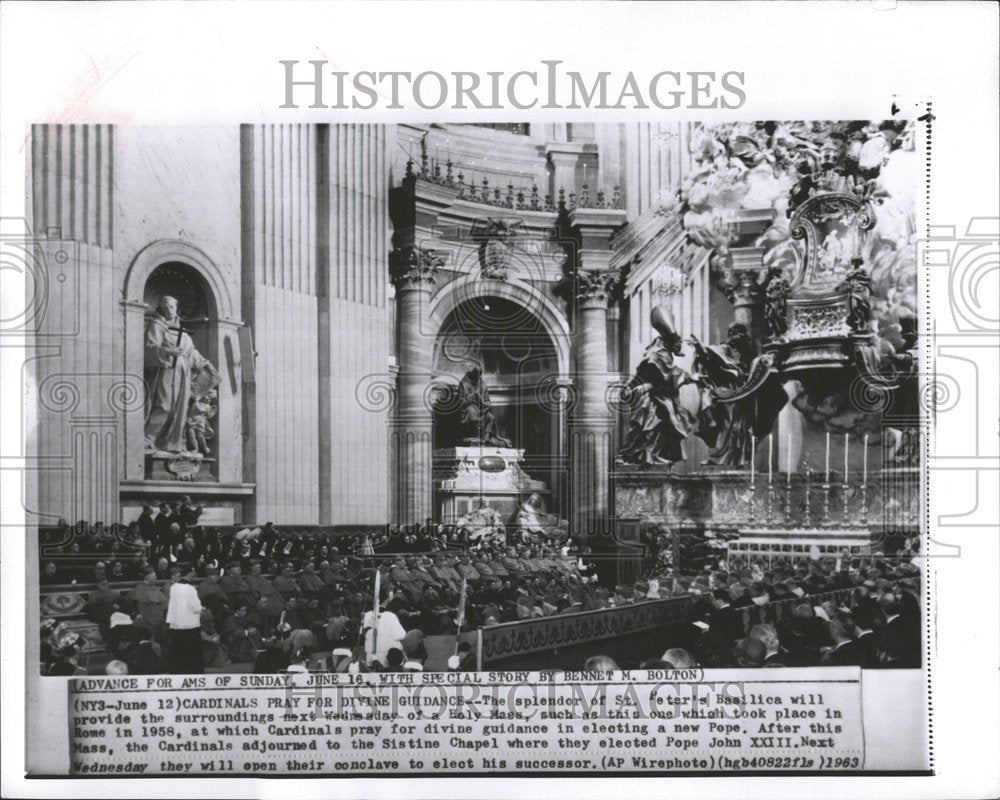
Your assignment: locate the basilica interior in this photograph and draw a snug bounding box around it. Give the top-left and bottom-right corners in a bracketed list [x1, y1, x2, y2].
[32, 120, 922, 671]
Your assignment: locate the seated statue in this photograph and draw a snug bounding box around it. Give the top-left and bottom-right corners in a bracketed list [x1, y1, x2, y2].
[455, 498, 506, 548]
[455, 366, 511, 447]
[516, 493, 568, 545]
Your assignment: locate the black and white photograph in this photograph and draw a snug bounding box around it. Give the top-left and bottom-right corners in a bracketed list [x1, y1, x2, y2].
[32, 119, 923, 680]
[2, 1, 998, 797]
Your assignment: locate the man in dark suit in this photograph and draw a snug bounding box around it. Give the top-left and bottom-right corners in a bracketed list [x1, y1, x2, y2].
[821, 620, 865, 667]
[852, 609, 880, 668]
[880, 593, 920, 667]
[136, 504, 157, 543]
[776, 616, 821, 666]
[708, 589, 745, 643]
[126, 632, 167, 674]
[178, 495, 203, 530]
[749, 623, 786, 667]
[153, 502, 173, 556]
[733, 636, 766, 668]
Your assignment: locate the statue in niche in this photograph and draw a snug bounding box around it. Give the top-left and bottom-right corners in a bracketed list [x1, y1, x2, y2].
[618, 306, 698, 466]
[455, 366, 511, 447]
[692, 322, 788, 467]
[145, 295, 220, 455]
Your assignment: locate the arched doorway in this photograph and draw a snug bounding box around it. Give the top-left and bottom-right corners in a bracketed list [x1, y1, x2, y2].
[143, 261, 217, 365]
[432, 294, 566, 524]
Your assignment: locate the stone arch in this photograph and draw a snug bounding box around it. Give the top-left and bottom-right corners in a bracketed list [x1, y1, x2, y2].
[123, 239, 237, 322]
[121, 239, 243, 484]
[427, 275, 571, 376]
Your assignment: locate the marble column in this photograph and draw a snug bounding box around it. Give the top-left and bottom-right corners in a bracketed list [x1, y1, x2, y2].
[719, 246, 767, 334]
[390, 246, 443, 525]
[730, 273, 761, 330]
[545, 141, 599, 201]
[567, 207, 627, 542]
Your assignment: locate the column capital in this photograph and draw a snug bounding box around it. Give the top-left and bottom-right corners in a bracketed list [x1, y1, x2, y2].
[390, 245, 446, 289]
[575, 269, 621, 306]
[713, 246, 768, 308]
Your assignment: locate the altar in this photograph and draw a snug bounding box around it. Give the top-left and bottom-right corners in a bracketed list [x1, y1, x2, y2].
[434, 446, 547, 524]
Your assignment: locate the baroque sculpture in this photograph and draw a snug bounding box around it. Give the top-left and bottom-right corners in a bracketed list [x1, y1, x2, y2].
[185, 390, 218, 456]
[618, 306, 698, 466]
[516, 492, 569, 545]
[842, 258, 873, 333]
[763, 268, 790, 340]
[455, 366, 511, 447]
[454, 497, 506, 547]
[144, 295, 220, 455]
[691, 323, 788, 467]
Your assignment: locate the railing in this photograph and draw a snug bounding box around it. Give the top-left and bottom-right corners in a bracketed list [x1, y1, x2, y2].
[404, 156, 623, 212]
[615, 468, 921, 532]
[476, 595, 695, 669]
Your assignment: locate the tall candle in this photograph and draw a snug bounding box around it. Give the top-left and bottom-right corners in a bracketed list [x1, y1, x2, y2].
[768, 434, 773, 484]
[750, 435, 756, 485]
[862, 434, 869, 485]
[844, 433, 849, 481]
[787, 434, 792, 487]
[824, 433, 830, 483]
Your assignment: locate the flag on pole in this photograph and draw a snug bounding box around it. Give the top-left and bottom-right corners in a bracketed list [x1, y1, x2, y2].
[456, 577, 468, 630]
[453, 577, 468, 656]
[370, 569, 381, 662]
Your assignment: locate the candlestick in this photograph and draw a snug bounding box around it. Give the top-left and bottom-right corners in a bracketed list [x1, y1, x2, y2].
[787, 434, 792, 487]
[824, 433, 830, 484]
[803, 464, 811, 526]
[767, 434, 773, 485]
[862, 434, 869, 485]
[844, 433, 849, 481]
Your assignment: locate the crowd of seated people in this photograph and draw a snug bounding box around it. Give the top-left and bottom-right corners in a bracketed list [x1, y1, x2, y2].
[37, 502, 543, 588]
[38, 504, 922, 675]
[38, 499, 387, 586]
[39, 506, 599, 675]
[603, 555, 922, 671]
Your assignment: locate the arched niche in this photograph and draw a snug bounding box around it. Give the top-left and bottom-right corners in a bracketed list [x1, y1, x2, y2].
[428, 275, 571, 377]
[428, 280, 572, 515]
[143, 261, 217, 367]
[432, 295, 560, 452]
[121, 240, 244, 485]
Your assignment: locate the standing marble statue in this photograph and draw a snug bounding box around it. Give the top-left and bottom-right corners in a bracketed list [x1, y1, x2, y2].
[618, 306, 698, 466]
[692, 322, 787, 467]
[145, 295, 219, 454]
